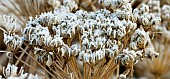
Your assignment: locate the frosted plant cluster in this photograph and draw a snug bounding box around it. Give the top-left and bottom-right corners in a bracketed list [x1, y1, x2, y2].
[0, 63, 38, 79]
[1, 0, 164, 78]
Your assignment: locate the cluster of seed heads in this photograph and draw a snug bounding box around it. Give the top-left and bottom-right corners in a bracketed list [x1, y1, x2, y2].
[133, 4, 161, 31]
[1, 0, 163, 78]
[115, 48, 143, 66]
[2, 0, 161, 65]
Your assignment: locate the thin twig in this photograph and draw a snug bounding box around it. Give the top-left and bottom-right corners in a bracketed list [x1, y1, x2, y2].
[48, 66, 63, 79]
[69, 56, 82, 79]
[14, 55, 48, 79]
[15, 46, 28, 66]
[20, 47, 59, 79]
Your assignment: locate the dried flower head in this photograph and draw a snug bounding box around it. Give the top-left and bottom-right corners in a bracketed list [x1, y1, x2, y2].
[2, 63, 38, 79]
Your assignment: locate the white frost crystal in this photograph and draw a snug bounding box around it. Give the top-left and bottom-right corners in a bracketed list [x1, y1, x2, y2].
[2, 63, 38, 79]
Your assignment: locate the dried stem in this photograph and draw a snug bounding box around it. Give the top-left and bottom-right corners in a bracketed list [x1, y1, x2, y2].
[15, 46, 28, 66]
[20, 47, 58, 79]
[14, 55, 48, 79]
[69, 56, 82, 79]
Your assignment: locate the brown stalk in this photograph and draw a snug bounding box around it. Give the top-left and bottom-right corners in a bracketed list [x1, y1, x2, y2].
[47, 66, 64, 79]
[99, 59, 116, 79]
[20, 47, 59, 79]
[14, 55, 48, 79]
[23, 51, 31, 68]
[92, 58, 106, 79]
[55, 54, 64, 67]
[116, 64, 120, 78]
[69, 56, 82, 79]
[53, 62, 69, 78]
[83, 62, 92, 79]
[29, 51, 37, 74]
[104, 64, 117, 78]
[15, 46, 28, 66]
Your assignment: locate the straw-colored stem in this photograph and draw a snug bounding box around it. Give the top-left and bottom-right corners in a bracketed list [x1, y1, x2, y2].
[20, 47, 59, 79]
[14, 55, 48, 79]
